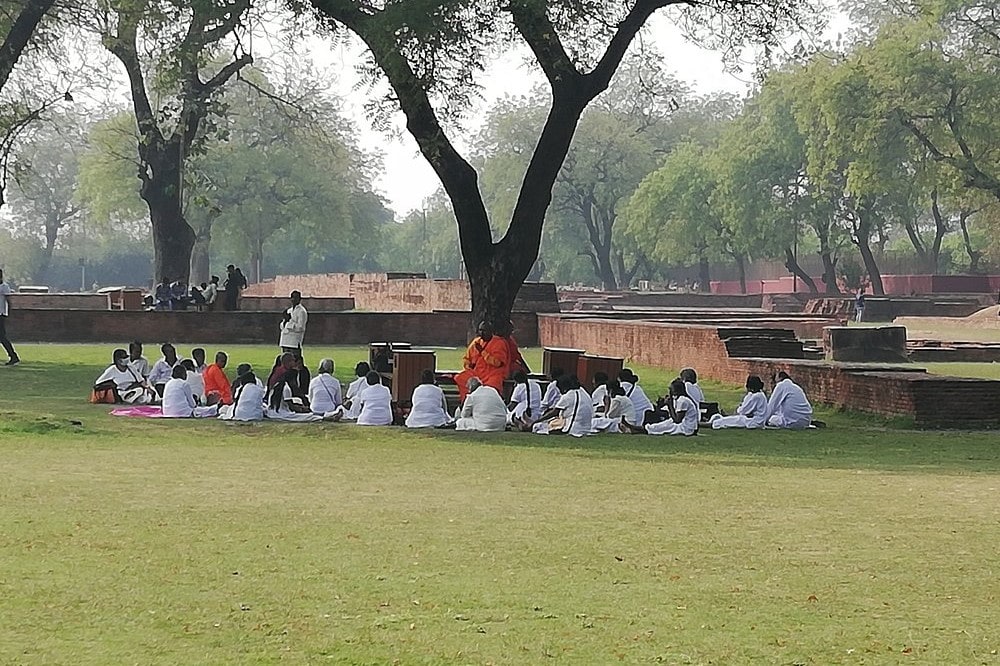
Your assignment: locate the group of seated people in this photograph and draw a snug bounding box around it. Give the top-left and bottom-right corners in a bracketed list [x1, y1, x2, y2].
[451, 366, 817, 437]
[91, 340, 817, 433]
[151, 277, 219, 311]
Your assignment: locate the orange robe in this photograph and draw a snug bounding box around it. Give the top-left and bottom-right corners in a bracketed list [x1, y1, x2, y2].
[203, 363, 232, 405]
[454, 335, 510, 401]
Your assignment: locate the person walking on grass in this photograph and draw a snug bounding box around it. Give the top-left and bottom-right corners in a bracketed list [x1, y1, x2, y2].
[0, 269, 21, 366]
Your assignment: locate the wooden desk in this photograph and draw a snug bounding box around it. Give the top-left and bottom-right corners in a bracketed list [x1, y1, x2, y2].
[542, 347, 585, 379]
[392, 350, 436, 403]
[107, 288, 144, 311]
[577, 354, 625, 392]
[369, 342, 412, 373]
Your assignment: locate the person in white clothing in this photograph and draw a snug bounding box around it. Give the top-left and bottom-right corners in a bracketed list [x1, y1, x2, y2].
[0, 268, 19, 365]
[680, 368, 705, 406]
[711, 375, 768, 429]
[356, 371, 393, 426]
[592, 381, 635, 433]
[308, 358, 343, 416]
[162, 366, 219, 418]
[455, 378, 508, 432]
[540, 367, 564, 412]
[617, 368, 653, 425]
[203, 276, 219, 310]
[507, 370, 542, 424]
[127, 340, 150, 378]
[279, 290, 308, 352]
[628, 379, 698, 436]
[590, 372, 610, 413]
[532, 374, 593, 437]
[190, 347, 208, 374]
[766, 371, 814, 429]
[405, 369, 452, 428]
[342, 361, 372, 421]
[265, 377, 322, 422]
[93, 348, 155, 404]
[219, 370, 265, 421]
[148, 343, 183, 398]
[180, 359, 206, 403]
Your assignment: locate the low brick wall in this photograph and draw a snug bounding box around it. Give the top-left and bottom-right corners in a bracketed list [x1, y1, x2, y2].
[806, 296, 992, 321]
[9, 293, 112, 309]
[238, 296, 356, 312]
[560, 290, 764, 310]
[6, 310, 538, 347]
[538, 315, 1000, 428]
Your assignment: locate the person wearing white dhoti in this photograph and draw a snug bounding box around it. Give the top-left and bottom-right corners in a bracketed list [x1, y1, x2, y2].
[94, 348, 156, 404]
[279, 290, 308, 352]
[507, 371, 542, 423]
[180, 360, 206, 403]
[532, 375, 593, 437]
[540, 368, 564, 412]
[405, 369, 452, 428]
[356, 371, 393, 426]
[590, 372, 610, 413]
[618, 369, 653, 425]
[308, 358, 343, 416]
[680, 368, 705, 406]
[265, 381, 323, 422]
[455, 378, 508, 432]
[162, 366, 219, 418]
[219, 371, 265, 421]
[635, 379, 699, 436]
[711, 375, 768, 429]
[342, 361, 371, 421]
[765, 372, 814, 429]
[148, 343, 184, 398]
[592, 381, 635, 433]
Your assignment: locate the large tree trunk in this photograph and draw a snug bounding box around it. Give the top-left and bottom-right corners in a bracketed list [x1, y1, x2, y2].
[0, 0, 56, 93]
[33, 215, 59, 284]
[854, 210, 885, 295]
[928, 188, 947, 272]
[784, 246, 818, 293]
[819, 250, 839, 294]
[697, 253, 711, 292]
[959, 210, 982, 273]
[141, 152, 195, 283]
[734, 253, 747, 294]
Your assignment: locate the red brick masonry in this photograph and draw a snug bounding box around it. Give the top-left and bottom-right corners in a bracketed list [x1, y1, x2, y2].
[538, 315, 1000, 428]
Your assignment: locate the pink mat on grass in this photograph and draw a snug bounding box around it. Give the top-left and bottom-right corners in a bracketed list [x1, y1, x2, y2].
[110, 405, 164, 418]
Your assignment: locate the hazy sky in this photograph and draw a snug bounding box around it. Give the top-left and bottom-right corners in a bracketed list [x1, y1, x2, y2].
[308, 9, 838, 218]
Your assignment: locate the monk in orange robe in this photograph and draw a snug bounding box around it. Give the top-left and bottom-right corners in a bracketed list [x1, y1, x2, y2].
[455, 323, 510, 401]
[501, 320, 530, 377]
[203, 351, 233, 405]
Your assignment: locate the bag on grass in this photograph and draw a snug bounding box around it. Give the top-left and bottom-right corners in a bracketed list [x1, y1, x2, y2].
[90, 381, 120, 404]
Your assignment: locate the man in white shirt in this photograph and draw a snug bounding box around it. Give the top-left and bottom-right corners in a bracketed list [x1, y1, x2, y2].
[766, 371, 814, 430]
[455, 378, 508, 432]
[148, 343, 183, 397]
[128, 340, 150, 378]
[162, 365, 218, 418]
[279, 290, 308, 353]
[507, 371, 542, 424]
[0, 269, 20, 366]
[203, 276, 219, 310]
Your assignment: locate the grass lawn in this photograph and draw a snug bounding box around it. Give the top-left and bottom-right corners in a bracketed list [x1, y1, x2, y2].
[2, 345, 1000, 664]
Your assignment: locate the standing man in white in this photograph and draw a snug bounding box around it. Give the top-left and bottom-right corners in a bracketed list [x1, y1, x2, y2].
[0, 269, 20, 366]
[279, 290, 308, 353]
[766, 371, 814, 429]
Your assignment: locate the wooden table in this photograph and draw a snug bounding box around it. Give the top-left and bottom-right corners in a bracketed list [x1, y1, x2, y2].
[392, 349, 436, 403]
[577, 354, 625, 392]
[542, 347, 585, 379]
[369, 342, 412, 373]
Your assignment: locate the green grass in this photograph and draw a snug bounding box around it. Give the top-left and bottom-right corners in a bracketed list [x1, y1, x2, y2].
[2, 345, 1000, 664]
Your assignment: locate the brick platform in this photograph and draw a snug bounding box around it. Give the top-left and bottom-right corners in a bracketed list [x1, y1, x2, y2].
[538, 315, 1000, 428]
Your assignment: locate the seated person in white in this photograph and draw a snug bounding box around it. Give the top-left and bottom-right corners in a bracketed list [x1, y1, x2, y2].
[540, 367, 564, 412]
[342, 361, 371, 421]
[592, 381, 635, 433]
[180, 359, 206, 403]
[190, 347, 208, 374]
[94, 348, 155, 404]
[629, 379, 698, 436]
[680, 367, 705, 405]
[507, 370, 542, 424]
[532, 374, 594, 437]
[405, 369, 452, 428]
[617, 368, 653, 425]
[219, 369, 265, 421]
[711, 375, 768, 429]
[455, 377, 508, 432]
[308, 358, 343, 416]
[148, 342, 184, 398]
[356, 371, 393, 426]
[127, 340, 150, 379]
[265, 374, 322, 422]
[162, 365, 219, 418]
[766, 371, 814, 429]
[590, 372, 610, 413]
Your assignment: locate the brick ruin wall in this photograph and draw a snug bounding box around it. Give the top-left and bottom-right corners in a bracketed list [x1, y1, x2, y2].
[538, 315, 1000, 428]
[7, 310, 538, 348]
